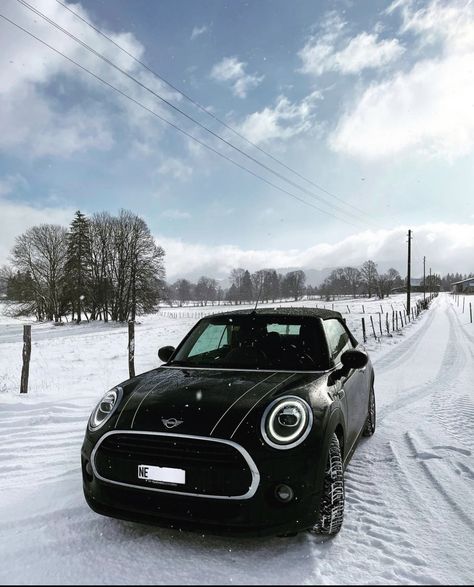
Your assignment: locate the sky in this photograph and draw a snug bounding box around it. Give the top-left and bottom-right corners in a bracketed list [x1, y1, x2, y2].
[0, 0, 473, 283]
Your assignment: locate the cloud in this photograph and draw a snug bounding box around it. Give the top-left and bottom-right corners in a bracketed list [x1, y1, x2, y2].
[157, 223, 474, 281]
[157, 158, 193, 181]
[0, 174, 28, 197]
[0, 198, 74, 265]
[330, 0, 474, 160]
[210, 57, 263, 98]
[237, 91, 322, 144]
[0, 0, 179, 159]
[299, 12, 404, 76]
[161, 209, 191, 220]
[190, 25, 208, 40]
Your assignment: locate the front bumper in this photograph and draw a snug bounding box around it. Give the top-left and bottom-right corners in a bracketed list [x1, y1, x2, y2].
[81, 432, 325, 537]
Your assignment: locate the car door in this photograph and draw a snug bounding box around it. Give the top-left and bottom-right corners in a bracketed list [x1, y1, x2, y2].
[323, 318, 368, 452]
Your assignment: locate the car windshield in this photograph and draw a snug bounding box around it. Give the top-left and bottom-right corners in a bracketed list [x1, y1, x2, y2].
[169, 314, 329, 370]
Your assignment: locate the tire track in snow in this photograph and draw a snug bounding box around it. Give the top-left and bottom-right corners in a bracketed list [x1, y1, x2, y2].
[382, 435, 474, 583]
[429, 302, 474, 449]
[404, 432, 474, 531]
[372, 298, 437, 373]
[376, 296, 459, 424]
[306, 296, 473, 584]
[306, 437, 439, 584]
[0, 402, 88, 491]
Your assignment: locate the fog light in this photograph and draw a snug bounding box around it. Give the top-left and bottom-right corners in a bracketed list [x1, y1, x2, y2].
[275, 484, 294, 503]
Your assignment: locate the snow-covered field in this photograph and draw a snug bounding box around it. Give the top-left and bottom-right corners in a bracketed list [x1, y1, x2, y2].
[1, 293, 473, 584]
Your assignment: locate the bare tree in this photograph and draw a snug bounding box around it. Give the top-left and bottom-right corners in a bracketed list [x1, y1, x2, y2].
[342, 267, 361, 298]
[87, 212, 114, 321]
[360, 260, 378, 298]
[173, 279, 193, 307]
[195, 276, 218, 306]
[282, 270, 306, 301]
[10, 224, 68, 321]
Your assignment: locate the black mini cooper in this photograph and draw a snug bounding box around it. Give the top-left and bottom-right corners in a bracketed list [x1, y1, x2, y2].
[82, 308, 375, 537]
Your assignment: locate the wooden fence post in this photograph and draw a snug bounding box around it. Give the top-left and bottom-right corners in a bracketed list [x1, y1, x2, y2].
[128, 321, 135, 379]
[362, 317, 367, 343]
[347, 305, 351, 313]
[370, 315, 377, 340]
[470, 303, 472, 324]
[378, 313, 383, 337]
[386, 312, 390, 335]
[463, 297, 465, 313]
[20, 325, 31, 394]
[399, 310, 404, 328]
[395, 312, 399, 330]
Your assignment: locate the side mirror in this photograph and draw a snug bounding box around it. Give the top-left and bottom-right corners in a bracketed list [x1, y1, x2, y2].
[158, 345, 175, 363]
[341, 348, 368, 370]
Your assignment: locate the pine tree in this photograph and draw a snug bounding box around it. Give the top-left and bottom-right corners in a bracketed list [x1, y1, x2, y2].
[240, 270, 253, 302]
[65, 211, 91, 323]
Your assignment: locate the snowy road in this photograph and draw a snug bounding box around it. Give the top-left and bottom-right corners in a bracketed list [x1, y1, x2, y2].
[0, 294, 473, 584]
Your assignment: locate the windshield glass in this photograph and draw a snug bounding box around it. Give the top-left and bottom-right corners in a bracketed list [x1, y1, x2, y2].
[170, 314, 329, 370]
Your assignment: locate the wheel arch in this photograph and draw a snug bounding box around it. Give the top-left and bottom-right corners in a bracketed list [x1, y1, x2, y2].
[322, 407, 346, 465]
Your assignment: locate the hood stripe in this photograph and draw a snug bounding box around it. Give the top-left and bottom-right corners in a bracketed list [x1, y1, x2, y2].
[115, 374, 157, 428]
[209, 372, 277, 437]
[230, 373, 296, 439]
[130, 371, 176, 429]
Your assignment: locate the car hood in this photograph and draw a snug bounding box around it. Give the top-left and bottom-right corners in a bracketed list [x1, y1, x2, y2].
[112, 367, 325, 439]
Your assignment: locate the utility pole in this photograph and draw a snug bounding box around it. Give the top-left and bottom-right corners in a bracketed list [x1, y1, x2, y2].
[423, 256, 426, 301]
[407, 229, 412, 314]
[429, 267, 432, 297]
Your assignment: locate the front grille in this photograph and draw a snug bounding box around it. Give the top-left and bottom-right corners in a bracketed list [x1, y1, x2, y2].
[93, 432, 255, 498]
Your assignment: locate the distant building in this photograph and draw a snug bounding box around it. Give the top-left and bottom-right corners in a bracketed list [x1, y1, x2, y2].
[391, 277, 428, 294]
[451, 277, 474, 294]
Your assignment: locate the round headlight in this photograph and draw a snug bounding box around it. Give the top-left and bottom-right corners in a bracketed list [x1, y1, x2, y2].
[261, 396, 313, 450]
[88, 387, 122, 431]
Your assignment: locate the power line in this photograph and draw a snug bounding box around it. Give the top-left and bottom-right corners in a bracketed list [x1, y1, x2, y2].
[53, 0, 375, 222]
[0, 10, 366, 229]
[14, 0, 378, 229]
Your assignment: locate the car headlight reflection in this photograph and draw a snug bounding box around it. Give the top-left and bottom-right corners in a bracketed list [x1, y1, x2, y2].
[261, 396, 313, 449]
[89, 387, 123, 431]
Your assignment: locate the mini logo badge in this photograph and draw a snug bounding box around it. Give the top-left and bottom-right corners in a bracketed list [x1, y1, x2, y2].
[162, 417, 183, 429]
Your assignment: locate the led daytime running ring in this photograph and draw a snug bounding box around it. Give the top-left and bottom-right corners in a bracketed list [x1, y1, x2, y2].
[89, 387, 123, 431]
[261, 396, 313, 450]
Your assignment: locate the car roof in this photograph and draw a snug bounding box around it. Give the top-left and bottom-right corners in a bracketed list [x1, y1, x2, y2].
[204, 307, 343, 320]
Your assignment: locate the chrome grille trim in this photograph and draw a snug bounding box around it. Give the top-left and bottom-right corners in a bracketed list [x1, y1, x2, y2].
[91, 430, 260, 500]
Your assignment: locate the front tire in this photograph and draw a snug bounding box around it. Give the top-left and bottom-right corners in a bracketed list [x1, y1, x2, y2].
[363, 384, 376, 437]
[311, 433, 345, 535]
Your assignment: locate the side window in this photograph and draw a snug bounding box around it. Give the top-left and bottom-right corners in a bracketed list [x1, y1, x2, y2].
[323, 319, 353, 364]
[188, 324, 229, 357]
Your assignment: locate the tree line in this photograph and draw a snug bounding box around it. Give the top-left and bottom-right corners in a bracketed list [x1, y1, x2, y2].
[317, 261, 403, 300]
[166, 262, 465, 307]
[167, 269, 307, 306]
[2, 210, 165, 322]
[1, 218, 471, 320]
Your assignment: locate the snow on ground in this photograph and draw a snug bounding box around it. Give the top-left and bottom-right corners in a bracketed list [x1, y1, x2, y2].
[0, 293, 473, 584]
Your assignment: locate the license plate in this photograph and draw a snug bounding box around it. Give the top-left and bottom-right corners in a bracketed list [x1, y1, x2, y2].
[137, 464, 186, 485]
